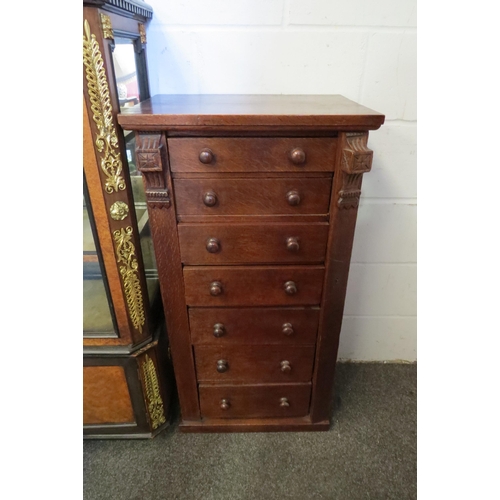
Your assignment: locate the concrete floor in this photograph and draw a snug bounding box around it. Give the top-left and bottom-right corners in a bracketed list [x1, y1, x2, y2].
[84, 363, 417, 500]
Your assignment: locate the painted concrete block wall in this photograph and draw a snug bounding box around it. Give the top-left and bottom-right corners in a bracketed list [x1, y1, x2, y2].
[143, 0, 417, 361]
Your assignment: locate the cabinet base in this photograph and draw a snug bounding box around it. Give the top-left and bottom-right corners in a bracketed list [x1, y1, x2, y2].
[178, 416, 330, 433]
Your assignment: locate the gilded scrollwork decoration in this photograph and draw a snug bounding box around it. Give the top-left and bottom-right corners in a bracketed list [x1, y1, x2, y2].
[83, 19, 126, 194]
[139, 23, 147, 44]
[113, 226, 146, 333]
[110, 201, 130, 221]
[100, 14, 114, 40]
[142, 355, 166, 429]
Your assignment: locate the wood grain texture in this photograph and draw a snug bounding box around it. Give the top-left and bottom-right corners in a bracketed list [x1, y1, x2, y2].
[179, 417, 330, 433]
[177, 223, 329, 265]
[310, 132, 368, 423]
[194, 345, 315, 383]
[199, 383, 312, 418]
[136, 133, 200, 420]
[183, 265, 325, 307]
[173, 177, 332, 216]
[189, 307, 319, 345]
[83, 366, 135, 424]
[168, 137, 337, 173]
[117, 94, 385, 130]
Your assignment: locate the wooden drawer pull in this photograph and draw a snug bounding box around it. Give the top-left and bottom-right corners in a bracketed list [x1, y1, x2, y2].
[286, 237, 299, 252]
[217, 359, 229, 373]
[280, 397, 290, 407]
[203, 191, 218, 207]
[289, 147, 306, 164]
[282, 323, 294, 336]
[280, 360, 292, 373]
[213, 323, 225, 338]
[284, 281, 297, 295]
[210, 281, 223, 296]
[286, 190, 301, 206]
[206, 237, 221, 253]
[199, 148, 214, 164]
[220, 399, 230, 410]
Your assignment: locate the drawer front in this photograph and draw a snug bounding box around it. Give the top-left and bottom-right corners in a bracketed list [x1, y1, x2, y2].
[194, 345, 316, 383]
[183, 265, 324, 307]
[168, 138, 337, 173]
[173, 178, 332, 216]
[189, 307, 319, 345]
[178, 223, 329, 265]
[199, 383, 312, 419]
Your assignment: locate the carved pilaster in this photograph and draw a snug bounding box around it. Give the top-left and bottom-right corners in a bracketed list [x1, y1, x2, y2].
[337, 132, 373, 209]
[136, 133, 171, 208]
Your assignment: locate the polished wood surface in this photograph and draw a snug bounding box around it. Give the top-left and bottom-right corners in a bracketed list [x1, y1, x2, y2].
[198, 383, 312, 418]
[83, 366, 135, 424]
[173, 177, 332, 216]
[183, 265, 325, 307]
[168, 138, 337, 172]
[194, 345, 315, 383]
[189, 307, 319, 345]
[177, 223, 329, 264]
[122, 95, 385, 432]
[117, 94, 385, 130]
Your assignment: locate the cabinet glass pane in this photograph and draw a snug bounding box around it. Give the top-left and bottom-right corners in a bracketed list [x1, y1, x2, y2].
[83, 192, 116, 335]
[112, 38, 140, 110]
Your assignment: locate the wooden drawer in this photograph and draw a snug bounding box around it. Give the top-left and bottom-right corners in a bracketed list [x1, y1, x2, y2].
[199, 383, 312, 419]
[168, 137, 337, 173]
[173, 177, 332, 216]
[189, 307, 319, 345]
[178, 223, 329, 265]
[194, 345, 315, 383]
[183, 265, 324, 307]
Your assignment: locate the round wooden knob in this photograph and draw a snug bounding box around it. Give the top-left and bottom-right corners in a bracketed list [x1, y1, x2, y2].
[286, 237, 299, 252]
[284, 281, 297, 295]
[206, 238, 221, 253]
[282, 323, 294, 336]
[213, 323, 225, 338]
[210, 281, 223, 296]
[199, 148, 214, 164]
[286, 190, 301, 206]
[217, 359, 229, 373]
[203, 191, 218, 207]
[289, 148, 306, 164]
[280, 397, 290, 407]
[280, 360, 292, 373]
[220, 399, 230, 410]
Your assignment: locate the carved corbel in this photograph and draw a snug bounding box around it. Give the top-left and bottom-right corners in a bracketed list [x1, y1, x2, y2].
[337, 133, 373, 209]
[136, 133, 171, 209]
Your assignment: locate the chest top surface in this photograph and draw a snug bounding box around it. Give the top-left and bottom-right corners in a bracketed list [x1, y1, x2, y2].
[117, 94, 385, 130]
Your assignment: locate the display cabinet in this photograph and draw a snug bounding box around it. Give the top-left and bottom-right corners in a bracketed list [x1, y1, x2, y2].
[83, 0, 173, 438]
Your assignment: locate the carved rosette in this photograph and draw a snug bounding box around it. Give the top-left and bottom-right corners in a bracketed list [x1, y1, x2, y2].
[136, 133, 171, 209]
[142, 354, 166, 430]
[338, 133, 373, 209]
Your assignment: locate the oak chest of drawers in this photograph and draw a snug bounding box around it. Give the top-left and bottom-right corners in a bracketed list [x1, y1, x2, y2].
[117, 95, 385, 432]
